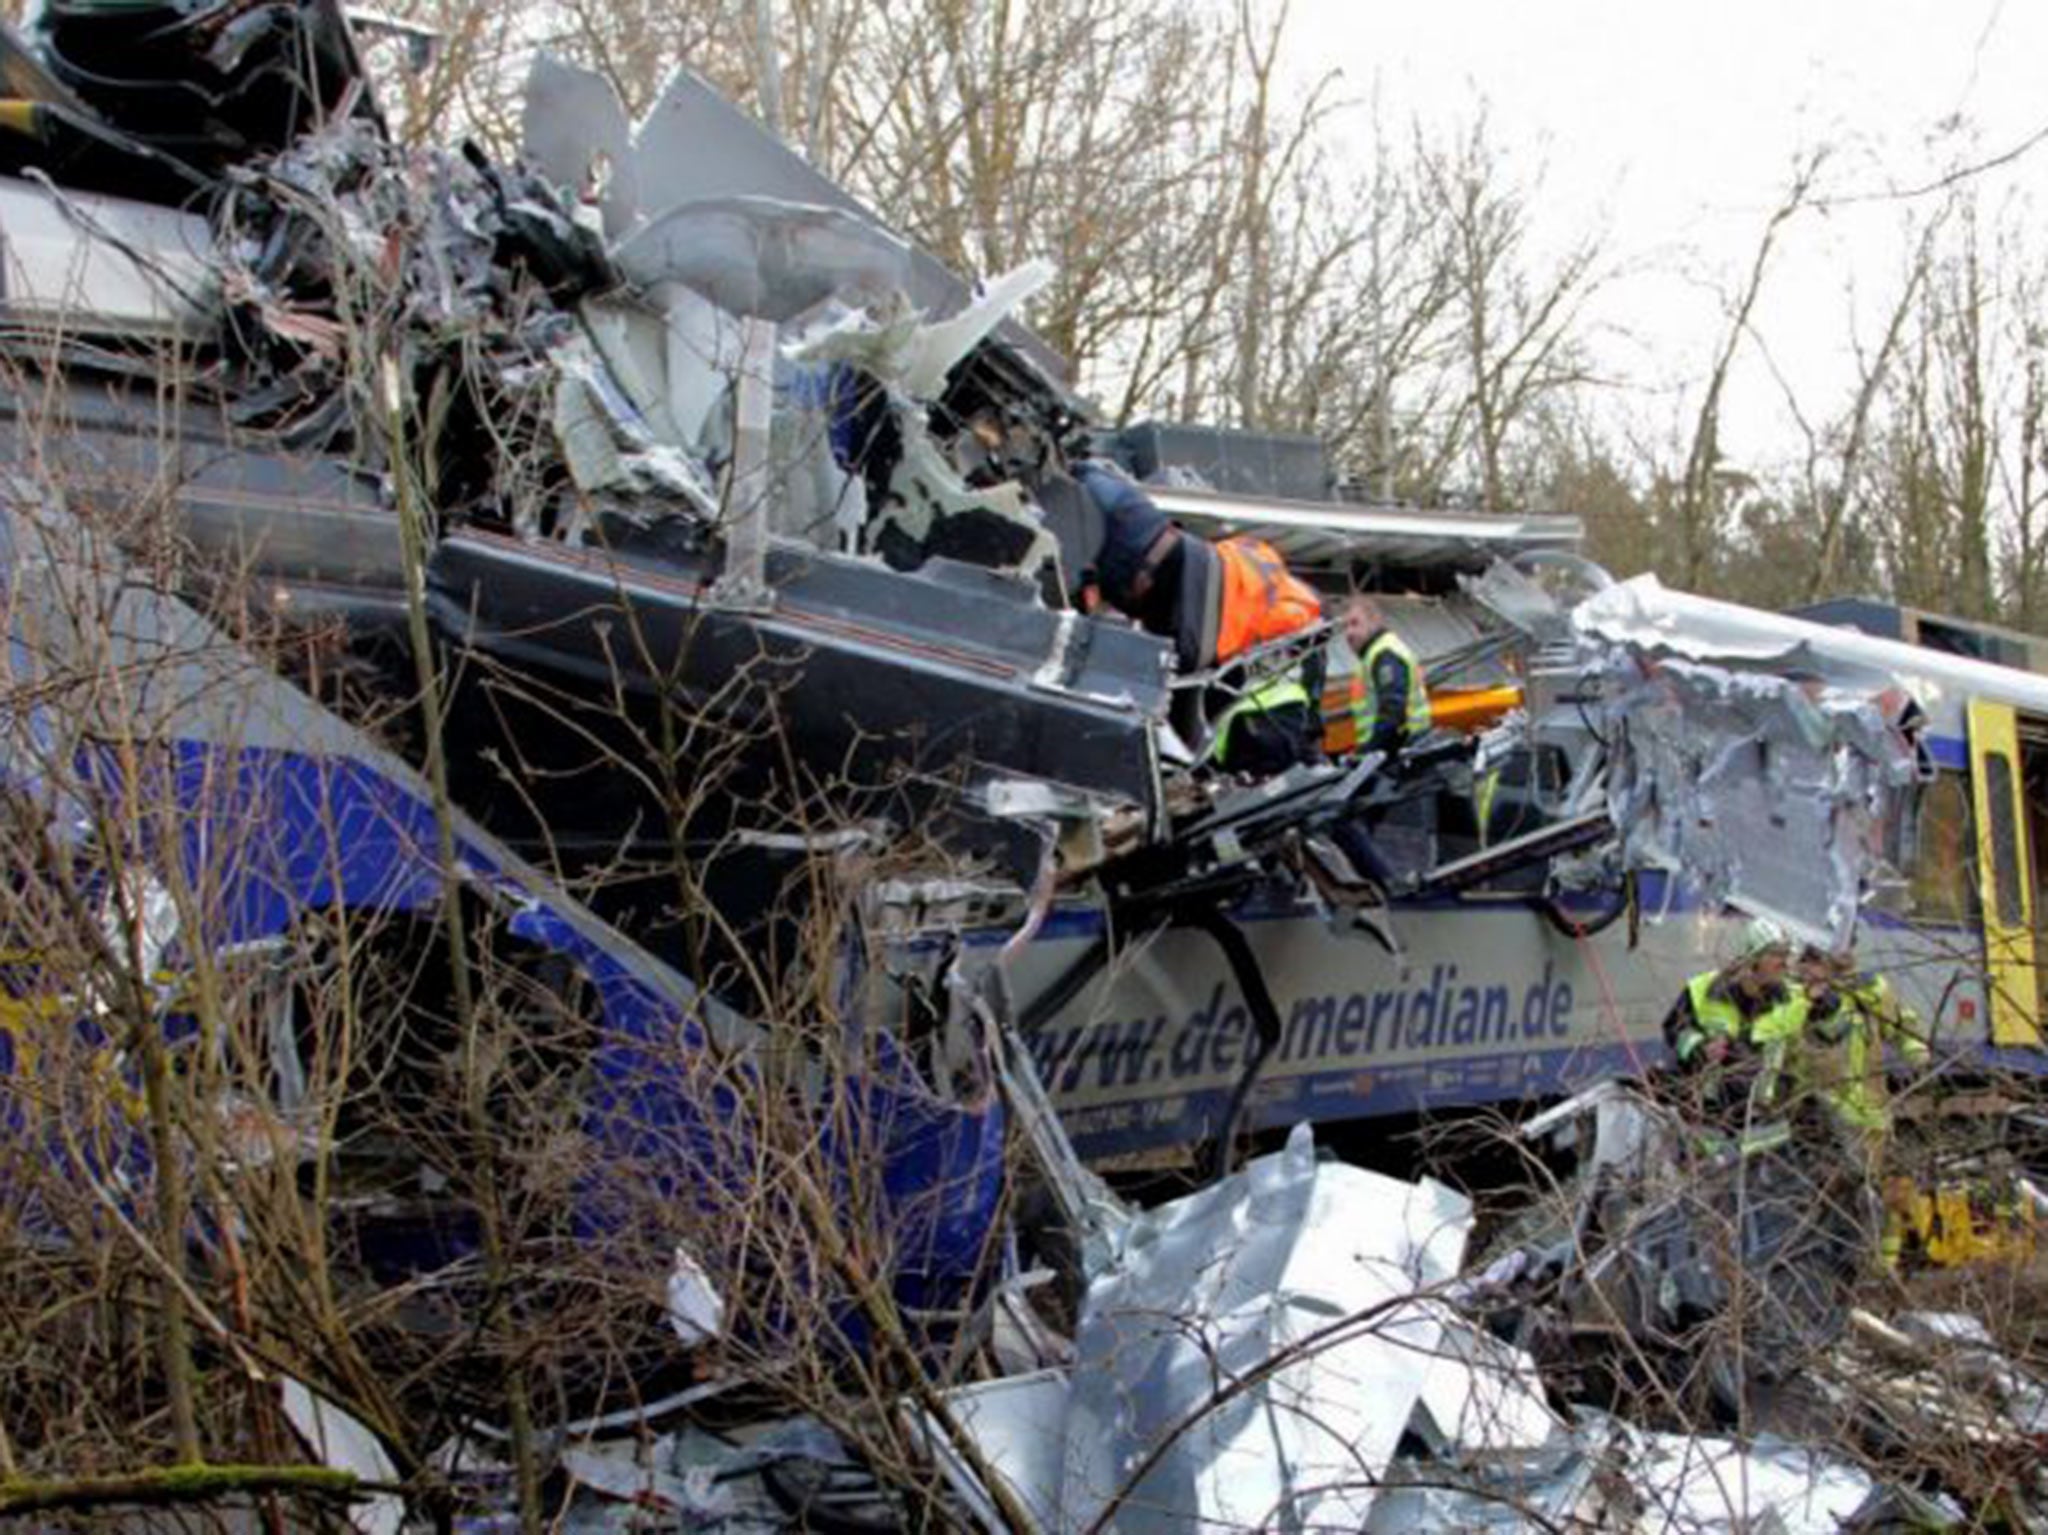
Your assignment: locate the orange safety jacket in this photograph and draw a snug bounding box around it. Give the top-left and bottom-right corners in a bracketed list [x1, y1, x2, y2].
[1321, 665, 1366, 756]
[1212, 536, 1322, 663]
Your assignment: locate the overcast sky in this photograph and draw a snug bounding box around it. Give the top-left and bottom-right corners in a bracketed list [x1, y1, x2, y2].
[1291, 0, 2048, 464]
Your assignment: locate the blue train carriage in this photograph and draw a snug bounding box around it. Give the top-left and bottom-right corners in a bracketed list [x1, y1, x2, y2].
[0, 478, 1009, 1343]
[982, 571, 2048, 1167]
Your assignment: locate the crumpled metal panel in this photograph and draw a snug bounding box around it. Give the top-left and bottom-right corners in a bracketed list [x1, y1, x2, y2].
[935, 1123, 1558, 1531]
[1362, 1435, 1615, 1533]
[523, 55, 1072, 388]
[1059, 1129, 1469, 1533]
[0, 173, 217, 334]
[1623, 1424, 1874, 1534]
[1364, 1416, 1877, 1535]
[521, 52, 639, 240]
[1573, 575, 1924, 947]
[612, 196, 911, 325]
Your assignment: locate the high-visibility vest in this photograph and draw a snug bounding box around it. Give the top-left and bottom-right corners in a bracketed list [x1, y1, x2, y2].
[1673, 970, 1802, 1064]
[1211, 676, 1311, 765]
[1212, 536, 1321, 664]
[1751, 974, 1928, 1132]
[1322, 630, 1430, 755]
[1362, 630, 1432, 743]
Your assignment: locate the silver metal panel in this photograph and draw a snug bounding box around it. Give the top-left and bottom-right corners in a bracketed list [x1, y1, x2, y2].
[0, 173, 216, 334]
[624, 68, 1070, 383]
[1149, 485, 1583, 570]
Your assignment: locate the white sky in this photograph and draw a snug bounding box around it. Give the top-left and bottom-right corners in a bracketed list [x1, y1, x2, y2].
[1290, 0, 2048, 466]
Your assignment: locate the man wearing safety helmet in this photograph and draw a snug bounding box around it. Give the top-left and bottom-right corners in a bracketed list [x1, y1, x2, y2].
[1662, 917, 1804, 1084]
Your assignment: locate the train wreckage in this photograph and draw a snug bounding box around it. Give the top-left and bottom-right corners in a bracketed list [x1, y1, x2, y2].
[0, 2, 2045, 1529]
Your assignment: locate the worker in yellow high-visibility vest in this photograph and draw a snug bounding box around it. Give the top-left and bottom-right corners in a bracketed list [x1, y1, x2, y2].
[1210, 673, 1318, 776]
[1321, 595, 1432, 761]
[1752, 944, 1931, 1267]
[1658, 918, 1802, 1129]
[1753, 947, 1929, 1138]
[1313, 594, 1436, 893]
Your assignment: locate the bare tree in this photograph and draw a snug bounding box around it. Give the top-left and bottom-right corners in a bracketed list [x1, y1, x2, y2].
[1669, 152, 1822, 591]
[1414, 116, 1605, 512]
[2003, 299, 2048, 630]
[1795, 232, 1930, 605]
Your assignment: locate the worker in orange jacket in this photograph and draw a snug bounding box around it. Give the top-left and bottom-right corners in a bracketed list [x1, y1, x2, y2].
[1071, 461, 1320, 672]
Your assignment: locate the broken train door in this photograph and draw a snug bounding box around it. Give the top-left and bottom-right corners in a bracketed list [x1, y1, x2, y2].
[1966, 697, 2043, 1046]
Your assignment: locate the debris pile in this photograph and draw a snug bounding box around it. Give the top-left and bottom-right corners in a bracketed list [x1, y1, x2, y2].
[518, 1099, 2047, 1531]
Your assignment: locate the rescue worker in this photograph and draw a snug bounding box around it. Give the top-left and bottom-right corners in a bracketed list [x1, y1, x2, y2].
[1753, 946, 1929, 1135]
[1070, 459, 1192, 653]
[1660, 918, 1802, 1119]
[1314, 593, 1437, 889]
[1751, 944, 1930, 1265]
[1321, 594, 1432, 761]
[1070, 459, 1320, 673]
[1209, 669, 1320, 776]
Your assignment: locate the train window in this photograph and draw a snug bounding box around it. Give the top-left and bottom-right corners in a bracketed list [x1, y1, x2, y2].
[1983, 751, 2027, 929]
[1911, 771, 1977, 922]
[2027, 738, 2048, 1026]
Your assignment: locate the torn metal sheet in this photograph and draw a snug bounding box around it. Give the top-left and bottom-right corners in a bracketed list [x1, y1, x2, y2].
[1366, 1416, 1888, 1535]
[1462, 552, 1611, 646]
[550, 333, 720, 511]
[915, 1371, 1069, 1534]
[613, 62, 1072, 387]
[1577, 574, 2048, 711]
[280, 1377, 404, 1535]
[1362, 1434, 1617, 1533]
[895, 259, 1055, 400]
[1622, 1426, 1874, 1535]
[934, 1123, 1548, 1532]
[787, 259, 1052, 398]
[0, 172, 217, 334]
[520, 52, 639, 241]
[785, 278, 1065, 577]
[1573, 574, 1927, 947]
[1412, 1311, 1563, 1455]
[613, 195, 911, 324]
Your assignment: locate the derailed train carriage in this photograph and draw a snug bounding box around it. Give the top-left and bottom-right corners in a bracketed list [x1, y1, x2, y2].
[0, 0, 2039, 1206]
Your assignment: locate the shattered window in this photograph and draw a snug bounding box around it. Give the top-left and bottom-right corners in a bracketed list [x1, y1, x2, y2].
[1910, 772, 1977, 923]
[1983, 752, 2027, 930]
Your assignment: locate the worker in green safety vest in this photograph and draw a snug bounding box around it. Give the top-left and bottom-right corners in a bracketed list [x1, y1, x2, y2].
[1752, 944, 1932, 1267]
[1660, 918, 1803, 1119]
[1210, 672, 1319, 776]
[1751, 946, 1930, 1137]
